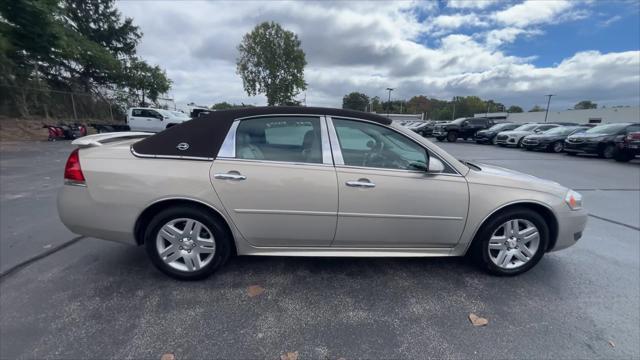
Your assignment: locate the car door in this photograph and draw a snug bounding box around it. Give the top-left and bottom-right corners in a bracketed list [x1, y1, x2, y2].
[128, 108, 147, 131]
[210, 115, 338, 247]
[328, 117, 469, 248]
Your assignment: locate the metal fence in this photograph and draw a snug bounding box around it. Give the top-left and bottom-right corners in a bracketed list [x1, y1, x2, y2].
[0, 84, 130, 123]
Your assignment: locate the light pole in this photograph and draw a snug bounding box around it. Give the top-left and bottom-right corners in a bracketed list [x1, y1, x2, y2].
[544, 94, 554, 123]
[386, 87, 394, 118]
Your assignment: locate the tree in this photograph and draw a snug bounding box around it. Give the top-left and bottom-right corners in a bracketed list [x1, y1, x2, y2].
[211, 102, 254, 110]
[507, 105, 523, 113]
[126, 58, 171, 105]
[574, 100, 597, 110]
[342, 92, 369, 111]
[236, 22, 307, 106]
[529, 105, 545, 112]
[406, 95, 431, 114]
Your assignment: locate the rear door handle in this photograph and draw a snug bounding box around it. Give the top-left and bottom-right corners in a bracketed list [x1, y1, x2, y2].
[214, 172, 246, 181]
[346, 179, 375, 188]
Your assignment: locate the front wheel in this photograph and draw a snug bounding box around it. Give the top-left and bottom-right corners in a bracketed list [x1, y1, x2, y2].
[145, 206, 232, 280]
[447, 131, 458, 142]
[600, 144, 616, 159]
[550, 141, 564, 153]
[471, 208, 549, 276]
[517, 138, 524, 148]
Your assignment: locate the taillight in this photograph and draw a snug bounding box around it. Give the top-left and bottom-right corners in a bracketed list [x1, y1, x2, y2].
[64, 148, 86, 185]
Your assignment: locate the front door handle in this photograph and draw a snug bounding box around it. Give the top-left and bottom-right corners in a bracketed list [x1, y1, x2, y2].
[214, 172, 246, 181]
[346, 179, 375, 188]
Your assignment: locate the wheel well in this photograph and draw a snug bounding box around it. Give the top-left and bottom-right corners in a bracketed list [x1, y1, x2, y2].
[473, 202, 559, 252]
[165, 123, 177, 129]
[134, 199, 236, 254]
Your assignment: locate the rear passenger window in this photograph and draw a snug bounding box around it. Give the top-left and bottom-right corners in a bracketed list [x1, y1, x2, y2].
[235, 117, 322, 164]
[132, 109, 143, 117]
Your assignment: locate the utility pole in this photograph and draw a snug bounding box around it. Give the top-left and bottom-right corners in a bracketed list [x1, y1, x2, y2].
[544, 94, 554, 123]
[386, 87, 394, 118]
[451, 102, 456, 121]
[485, 101, 491, 118]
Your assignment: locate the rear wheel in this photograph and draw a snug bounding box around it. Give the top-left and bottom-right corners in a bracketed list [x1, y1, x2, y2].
[471, 208, 549, 276]
[144, 206, 232, 280]
[600, 144, 616, 159]
[447, 131, 458, 142]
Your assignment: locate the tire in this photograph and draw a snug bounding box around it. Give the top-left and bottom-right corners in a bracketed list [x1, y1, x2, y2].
[550, 141, 564, 153]
[470, 207, 549, 276]
[614, 149, 633, 162]
[436, 137, 445, 141]
[517, 138, 524, 148]
[475, 140, 482, 144]
[498, 144, 506, 147]
[144, 206, 232, 280]
[447, 131, 458, 142]
[492, 137, 498, 145]
[600, 143, 616, 159]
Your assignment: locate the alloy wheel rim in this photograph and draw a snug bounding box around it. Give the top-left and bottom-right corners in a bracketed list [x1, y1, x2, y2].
[604, 145, 615, 158]
[554, 142, 563, 152]
[155, 218, 216, 272]
[488, 219, 540, 269]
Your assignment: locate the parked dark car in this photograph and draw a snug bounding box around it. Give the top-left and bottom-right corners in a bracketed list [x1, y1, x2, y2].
[475, 123, 519, 144]
[564, 123, 640, 158]
[613, 132, 640, 162]
[522, 126, 589, 153]
[413, 121, 439, 137]
[433, 117, 501, 142]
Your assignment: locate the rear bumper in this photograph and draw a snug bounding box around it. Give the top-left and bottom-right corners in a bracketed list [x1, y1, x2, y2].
[57, 184, 137, 245]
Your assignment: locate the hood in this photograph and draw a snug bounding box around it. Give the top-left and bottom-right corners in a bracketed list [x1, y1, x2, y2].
[525, 133, 559, 140]
[466, 162, 567, 197]
[568, 132, 611, 139]
[499, 130, 532, 136]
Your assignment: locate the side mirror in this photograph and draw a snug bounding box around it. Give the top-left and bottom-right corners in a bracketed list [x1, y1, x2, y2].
[428, 157, 445, 173]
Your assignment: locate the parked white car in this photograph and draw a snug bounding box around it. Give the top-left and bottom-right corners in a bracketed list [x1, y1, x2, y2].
[495, 123, 560, 147]
[127, 107, 191, 132]
[58, 107, 587, 280]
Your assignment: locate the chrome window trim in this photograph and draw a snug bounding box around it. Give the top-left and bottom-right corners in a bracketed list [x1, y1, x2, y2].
[213, 157, 335, 168]
[130, 147, 213, 161]
[217, 120, 239, 158]
[217, 114, 332, 166]
[326, 116, 461, 176]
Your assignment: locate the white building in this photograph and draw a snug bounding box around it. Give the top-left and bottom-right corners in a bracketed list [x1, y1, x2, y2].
[474, 107, 639, 124]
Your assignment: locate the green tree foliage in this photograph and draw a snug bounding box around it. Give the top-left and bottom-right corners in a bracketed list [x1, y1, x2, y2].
[342, 92, 369, 111]
[211, 102, 254, 110]
[574, 100, 597, 109]
[340, 92, 518, 120]
[236, 22, 307, 106]
[507, 105, 523, 113]
[529, 105, 545, 112]
[0, 0, 171, 117]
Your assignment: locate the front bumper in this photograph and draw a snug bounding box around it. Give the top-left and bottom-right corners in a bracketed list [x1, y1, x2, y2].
[564, 141, 600, 154]
[551, 207, 588, 252]
[522, 140, 551, 151]
[474, 134, 493, 143]
[495, 136, 520, 146]
[432, 129, 446, 137]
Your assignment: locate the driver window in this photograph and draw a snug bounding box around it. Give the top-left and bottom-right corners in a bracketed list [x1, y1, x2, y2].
[333, 118, 427, 170]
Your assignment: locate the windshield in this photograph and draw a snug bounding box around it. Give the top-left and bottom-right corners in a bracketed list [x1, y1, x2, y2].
[487, 123, 514, 131]
[543, 126, 581, 136]
[513, 124, 537, 131]
[585, 123, 629, 134]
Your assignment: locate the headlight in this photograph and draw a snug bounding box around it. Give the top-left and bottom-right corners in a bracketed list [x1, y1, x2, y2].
[565, 190, 583, 210]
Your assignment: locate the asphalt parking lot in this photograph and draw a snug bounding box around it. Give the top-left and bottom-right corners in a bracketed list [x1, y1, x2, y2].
[1, 140, 638, 359]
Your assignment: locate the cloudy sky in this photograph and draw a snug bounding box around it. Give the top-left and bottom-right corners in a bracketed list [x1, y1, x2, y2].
[117, 0, 640, 111]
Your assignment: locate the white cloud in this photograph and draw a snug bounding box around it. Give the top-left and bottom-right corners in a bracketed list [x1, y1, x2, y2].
[493, 0, 574, 27]
[447, 0, 501, 10]
[117, 1, 639, 111]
